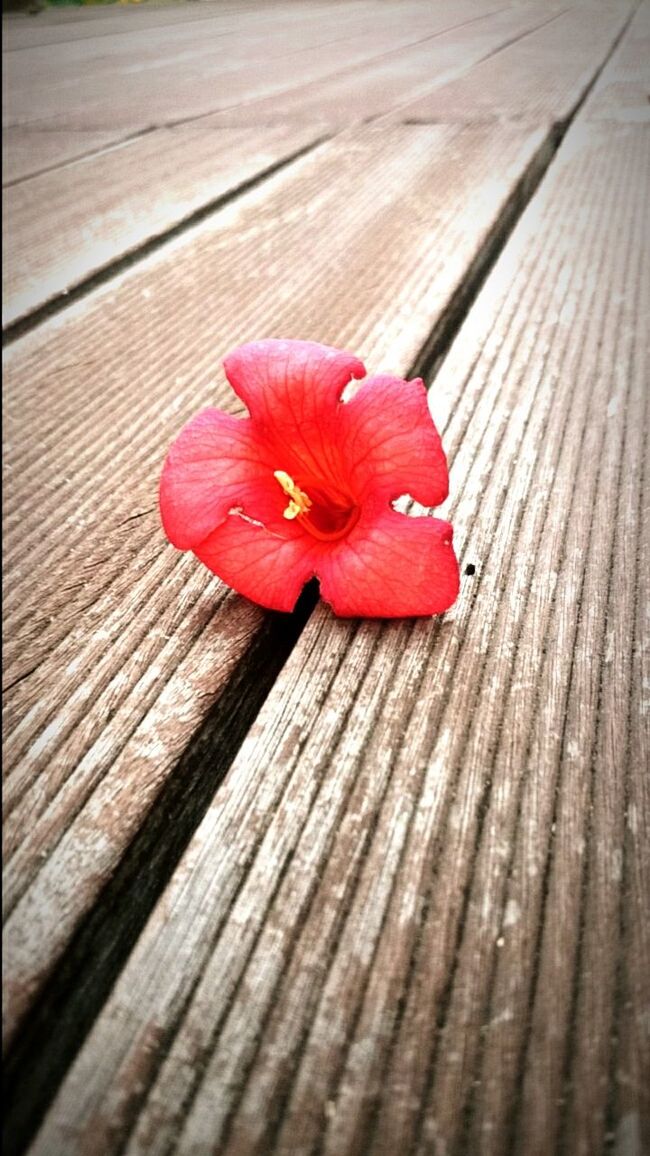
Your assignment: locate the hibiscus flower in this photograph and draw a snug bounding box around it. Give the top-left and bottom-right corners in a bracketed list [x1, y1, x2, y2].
[159, 339, 459, 617]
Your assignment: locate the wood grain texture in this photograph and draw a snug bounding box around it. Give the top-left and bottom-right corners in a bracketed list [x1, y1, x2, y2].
[26, 111, 649, 1156]
[2, 120, 550, 1051]
[2, 126, 136, 186]
[2, 121, 322, 326]
[584, 0, 650, 121]
[1, 0, 557, 184]
[194, 3, 565, 128]
[2, 1, 550, 308]
[615, 370, 650, 1156]
[2, 0, 501, 132]
[398, 2, 635, 125]
[3, 4, 579, 326]
[2, 0, 276, 51]
[2, 1, 339, 178]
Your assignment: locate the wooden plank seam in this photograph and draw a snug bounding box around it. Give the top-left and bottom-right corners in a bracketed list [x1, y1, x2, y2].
[2, 134, 329, 344]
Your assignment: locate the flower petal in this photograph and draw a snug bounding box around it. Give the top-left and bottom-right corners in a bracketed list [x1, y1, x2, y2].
[317, 507, 459, 617]
[340, 375, 449, 507]
[159, 408, 280, 550]
[194, 514, 318, 613]
[223, 339, 366, 485]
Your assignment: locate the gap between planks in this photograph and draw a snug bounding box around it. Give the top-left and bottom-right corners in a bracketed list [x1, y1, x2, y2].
[2, 1, 549, 324]
[2, 134, 328, 343]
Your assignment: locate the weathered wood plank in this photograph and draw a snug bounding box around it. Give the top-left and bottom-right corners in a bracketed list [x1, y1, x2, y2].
[198, 3, 564, 127]
[462, 366, 646, 1153]
[24, 111, 648, 1156]
[614, 392, 650, 1156]
[3, 4, 573, 324]
[1, 0, 521, 189]
[398, 2, 635, 125]
[2, 125, 137, 186]
[2, 1, 557, 274]
[412, 125, 648, 1156]
[2, 121, 550, 1053]
[3, 0, 500, 132]
[2, 0, 272, 51]
[2, 121, 322, 327]
[1, 0, 341, 178]
[585, 0, 650, 121]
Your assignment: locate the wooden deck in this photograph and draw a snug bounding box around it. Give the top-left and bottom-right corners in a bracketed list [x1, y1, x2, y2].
[2, 2, 648, 1153]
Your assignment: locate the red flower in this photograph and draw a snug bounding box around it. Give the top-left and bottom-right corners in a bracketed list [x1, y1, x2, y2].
[159, 340, 459, 617]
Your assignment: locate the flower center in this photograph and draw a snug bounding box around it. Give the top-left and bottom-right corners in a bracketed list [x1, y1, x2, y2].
[273, 470, 359, 542]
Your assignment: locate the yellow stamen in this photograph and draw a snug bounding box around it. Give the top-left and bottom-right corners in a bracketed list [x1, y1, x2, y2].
[274, 470, 312, 520]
